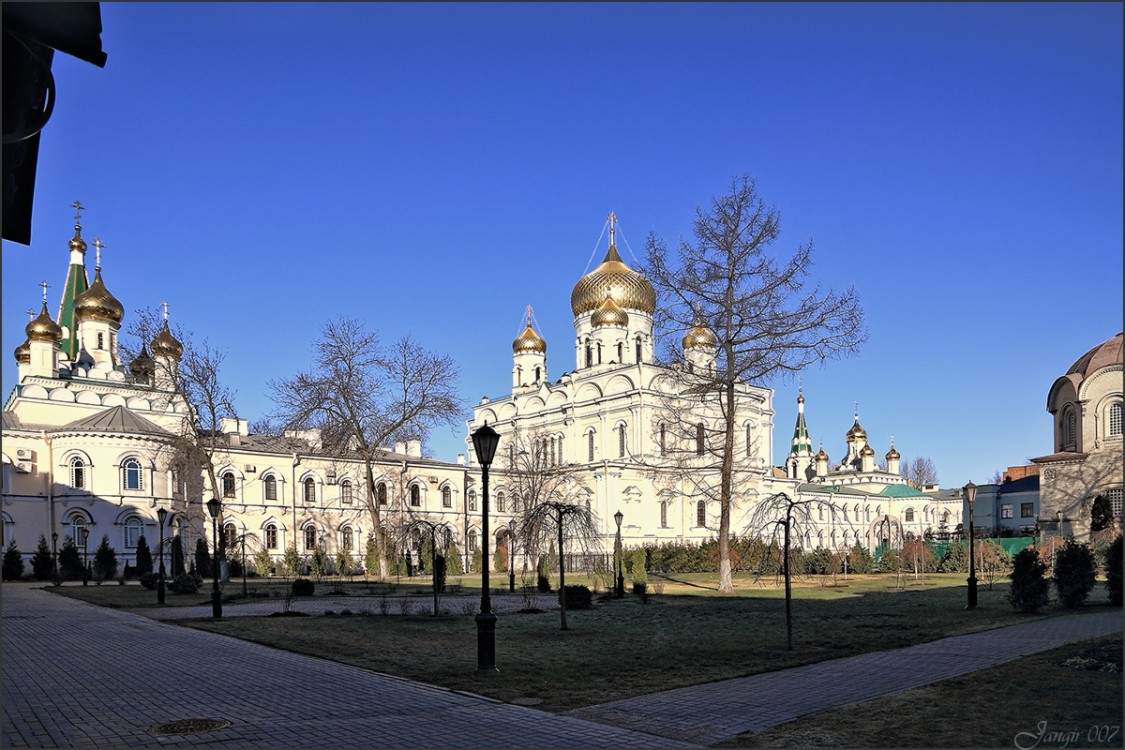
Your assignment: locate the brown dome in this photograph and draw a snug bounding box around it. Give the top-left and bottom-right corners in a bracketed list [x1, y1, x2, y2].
[861, 444, 875, 457]
[591, 295, 630, 328]
[151, 321, 183, 359]
[846, 418, 867, 441]
[26, 304, 62, 342]
[886, 447, 900, 460]
[73, 269, 124, 324]
[571, 244, 656, 316]
[1065, 333, 1123, 388]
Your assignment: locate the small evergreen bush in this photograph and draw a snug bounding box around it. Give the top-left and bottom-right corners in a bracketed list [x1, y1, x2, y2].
[139, 572, 159, 590]
[1106, 534, 1122, 606]
[31, 534, 54, 580]
[846, 544, 874, 574]
[134, 535, 153, 576]
[3, 540, 24, 581]
[1008, 547, 1050, 613]
[170, 535, 186, 576]
[630, 549, 648, 586]
[93, 535, 117, 582]
[536, 557, 552, 592]
[292, 577, 315, 596]
[254, 549, 274, 577]
[1054, 538, 1097, 609]
[58, 538, 83, 580]
[194, 538, 212, 579]
[560, 584, 592, 609]
[168, 573, 198, 594]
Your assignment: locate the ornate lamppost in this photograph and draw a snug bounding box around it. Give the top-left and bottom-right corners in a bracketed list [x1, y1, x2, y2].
[963, 480, 978, 609]
[51, 531, 58, 578]
[471, 422, 500, 675]
[508, 525, 517, 593]
[614, 510, 624, 598]
[205, 498, 223, 619]
[156, 507, 168, 605]
[79, 526, 89, 586]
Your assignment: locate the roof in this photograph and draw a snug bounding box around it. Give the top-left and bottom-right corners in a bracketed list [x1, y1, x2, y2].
[53, 405, 171, 436]
[797, 483, 870, 496]
[879, 484, 930, 498]
[1030, 451, 1088, 464]
[998, 474, 1041, 494]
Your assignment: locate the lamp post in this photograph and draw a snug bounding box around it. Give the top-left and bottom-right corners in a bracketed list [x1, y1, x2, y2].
[471, 421, 500, 675]
[508, 526, 516, 593]
[79, 527, 89, 586]
[614, 510, 624, 598]
[963, 480, 978, 609]
[240, 532, 248, 598]
[206, 498, 222, 619]
[51, 531, 58, 578]
[156, 507, 168, 605]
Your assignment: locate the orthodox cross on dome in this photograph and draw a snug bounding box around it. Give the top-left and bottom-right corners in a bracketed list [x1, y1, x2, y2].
[72, 200, 85, 225]
[798, 374, 803, 396]
[890, 433, 895, 448]
[27, 308, 35, 321]
[607, 211, 617, 246]
[854, 401, 859, 420]
[40, 280, 49, 304]
[93, 238, 104, 270]
[162, 300, 169, 322]
[525, 304, 533, 326]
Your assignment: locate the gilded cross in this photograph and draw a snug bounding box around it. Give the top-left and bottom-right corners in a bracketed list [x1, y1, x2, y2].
[27, 308, 35, 321]
[854, 400, 859, 419]
[72, 200, 85, 224]
[93, 238, 105, 269]
[525, 304, 533, 326]
[798, 374, 803, 396]
[40, 280, 49, 304]
[162, 301, 169, 321]
[608, 211, 616, 245]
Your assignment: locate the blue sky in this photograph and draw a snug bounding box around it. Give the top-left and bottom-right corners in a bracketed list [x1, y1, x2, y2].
[3, 2, 1122, 487]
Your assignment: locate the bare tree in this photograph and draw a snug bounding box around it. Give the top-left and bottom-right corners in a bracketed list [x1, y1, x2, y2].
[901, 456, 939, 488]
[519, 499, 599, 631]
[269, 317, 461, 579]
[645, 175, 867, 593]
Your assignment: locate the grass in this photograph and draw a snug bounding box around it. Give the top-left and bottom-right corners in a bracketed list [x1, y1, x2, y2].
[166, 572, 1118, 713]
[715, 635, 1123, 748]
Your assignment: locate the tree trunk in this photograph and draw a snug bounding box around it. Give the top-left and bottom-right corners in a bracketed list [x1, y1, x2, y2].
[717, 379, 737, 593]
[363, 462, 388, 579]
[783, 514, 793, 651]
[557, 511, 567, 631]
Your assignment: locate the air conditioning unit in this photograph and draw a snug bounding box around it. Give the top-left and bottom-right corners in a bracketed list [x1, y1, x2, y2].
[16, 448, 35, 461]
[244, 465, 257, 473]
[14, 462, 32, 474]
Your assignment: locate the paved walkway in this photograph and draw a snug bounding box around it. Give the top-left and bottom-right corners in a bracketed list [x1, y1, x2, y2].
[566, 609, 1123, 746]
[3, 583, 1120, 748]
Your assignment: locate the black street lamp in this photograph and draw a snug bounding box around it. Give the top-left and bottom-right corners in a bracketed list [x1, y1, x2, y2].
[614, 510, 624, 598]
[240, 532, 248, 598]
[79, 527, 89, 586]
[471, 421, 500, 675]
[51, 531, 58, 578]
[206, 497, 223, 619]
[156, 507, 168, 605]
[508, 526, 516, 593]
[964, 481, 978, 609]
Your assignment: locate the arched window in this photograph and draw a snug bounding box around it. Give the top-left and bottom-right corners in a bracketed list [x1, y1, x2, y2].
[468, 530, 479, 551]
[265, 523, 278, 550]
[340, 481, 353, 504]
[534, 366, 541, 383]
[1109, 402, 1122, 437]
[496, 491, 506, 513]
[69, 456, 86, 489]
[410, 484, 421, 507]
[1063, 406, 1077, 449]
[585, 343, 592, 368]
[442, 486, 452, 508]
[122, 458, 143, 491]
[377, 482, 388, 506]
[97, 332, 104, 350]
[745, 424, 753, 458]
[588, 431, 596, 462]
[222, 472, 236, 498]
[264, 475, 277, 501]
[635, 338, 643, 363]
[468, 490, 478, 512]
[342, 527, 354, 552]
[842, 506, 849, 521]
[304, 526, 317, 551]
[124, 516, 143, 548]
[1107, 489, 1123, 517]
[660, 501, 668, 528]
[818, 506, 824, 521]
[659, 423, 667, 456]
[904, 508, 915, 523]
[617, 342, 624, 363]
[224, 523, 237, 548]
[696, 500, 707, 528]
[303, 477, 316, 504]
[618, 423, 627, 458]
[696, 423, 705, 456]
[70, 516, 88, 546]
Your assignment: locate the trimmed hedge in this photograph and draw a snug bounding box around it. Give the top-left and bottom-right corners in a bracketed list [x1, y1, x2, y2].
[560, 584, 592, 609]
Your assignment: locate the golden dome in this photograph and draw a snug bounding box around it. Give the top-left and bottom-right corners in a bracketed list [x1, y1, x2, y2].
[26, 304, 62, 342]
[846, 418, 867, 441]
[151, 321, 184, 359]
[73, 268, 124, 324]
[69, 224, 87, 254]
[591, 295, 630, 328]
[682, 316, 717, 350]
[815, 448, 829, 461]
[886, 447, 900, 460]
[512, 323, 546, 354]
[130, 344, 155, 381]
[861, 444, 875, 457]
[570, 243, 656, 316]
[14, 338, 31, 364]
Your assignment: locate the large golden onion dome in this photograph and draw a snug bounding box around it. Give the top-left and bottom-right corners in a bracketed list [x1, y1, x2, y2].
[151, 321, 184, 359]
[591, 295, 630, 328]
[570, 243, 656, 316]
[512, 323, 546, 354]
[14, 338, 31, 364]
[26, 304, 62, 342]
[682, 316, 717, 350]
[69, 224, 87, 254]
[846, 418, 867, 441]
[129, 344, 155, 381]
[73, 268, 124, 324]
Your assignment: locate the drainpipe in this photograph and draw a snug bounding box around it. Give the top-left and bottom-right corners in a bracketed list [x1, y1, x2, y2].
[44, 430, 55, 554]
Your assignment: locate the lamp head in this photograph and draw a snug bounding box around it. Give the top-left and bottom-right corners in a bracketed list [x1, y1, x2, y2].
[157, 507, 168, 525]
[206, 497, 221, 519]
[52, 531, 58, 542]
[471, 422, 501, 467]
[614, 510, 623, 528]
[79, 527, 88, 544]
[962, 481, 977, 506]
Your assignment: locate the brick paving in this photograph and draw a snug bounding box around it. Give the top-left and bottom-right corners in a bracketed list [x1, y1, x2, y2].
[4, 583, 1120, 748]
[565, 609, 1123, 746]
[1, 584, 690, 749]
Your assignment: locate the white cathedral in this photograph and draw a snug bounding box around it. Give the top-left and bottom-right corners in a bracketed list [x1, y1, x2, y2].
[3, 209, 958, 577]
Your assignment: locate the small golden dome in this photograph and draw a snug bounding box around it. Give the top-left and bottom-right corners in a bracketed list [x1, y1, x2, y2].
[591, 295, 630, 328]
[682, 316, 717, 350]
[816, 448, 829, 461]
[14, 338, 31, 364]
[846, 419, 867, 441]
[130, 344, 155, 380]
[861, 444, 875, 457]
[570, 243, 656, 316]
[69, 224, 87, 254]
[151, 321, 184, 359]
[73, 268, 124, 324]
[886, 447, 900, 460]
[26, 304, 62, 342]
[512, 323, 546, 354]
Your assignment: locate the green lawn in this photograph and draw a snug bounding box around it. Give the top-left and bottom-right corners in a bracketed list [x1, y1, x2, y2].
[168, 572, 1118, 713]
[716, 635, 1123, 748]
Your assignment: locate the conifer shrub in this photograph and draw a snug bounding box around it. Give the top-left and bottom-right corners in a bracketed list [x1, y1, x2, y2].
[93, 535, 117, 582]
[630, 549, 648, 586]
[170, 534, 186, 576]
[194, 538, 212, 579]
[134, 535, 153, 577]
[1106, 534, 1123, 606]
[169, 573, 198, 594]
[254, 549, 274, 577]
[445, 541, 464, 575]
[846, 544, 874, 574]
[1008, 547, 1050, 613]
[31, 534, 54, 580]
[1054, 538, 1097, 609]
[560, 584, 592, 609]
[364, 533, 379, 577]
[292, 577, 315, 596]
[939, 541, 970, 573]
[2, 540, 24, 581]
[58, 538, 83, 580]
[536, 556, 552, 591]
[139, 572, 159, 590]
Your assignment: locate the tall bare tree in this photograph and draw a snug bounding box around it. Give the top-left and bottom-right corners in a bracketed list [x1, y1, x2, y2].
[645, 175, 867, 592]
[268, 317, 460, 579]
[901, 456, 939, 488]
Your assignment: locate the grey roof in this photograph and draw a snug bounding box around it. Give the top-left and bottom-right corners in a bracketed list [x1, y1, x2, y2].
[2, 412, 26, 431]
[54, 405, 171, 436]
[998, 475, 1040, 494]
